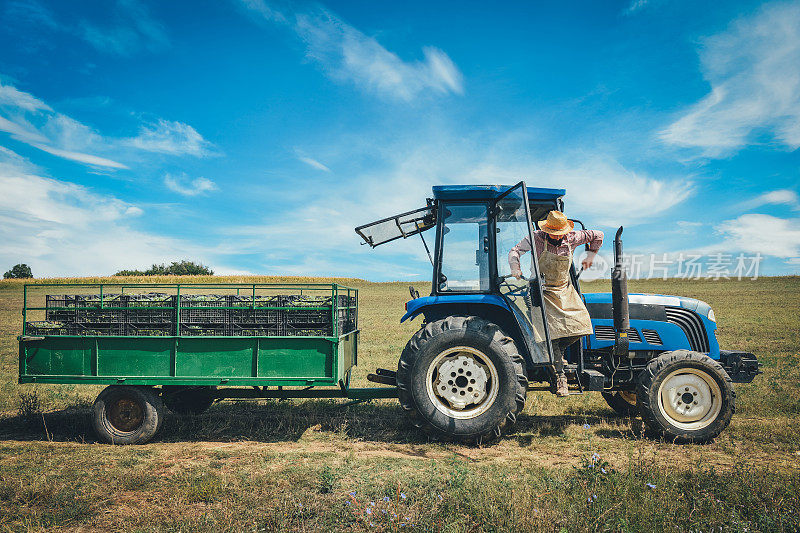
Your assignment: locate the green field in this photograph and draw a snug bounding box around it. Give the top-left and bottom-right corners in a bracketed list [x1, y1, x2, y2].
[1, 276, 799, 532]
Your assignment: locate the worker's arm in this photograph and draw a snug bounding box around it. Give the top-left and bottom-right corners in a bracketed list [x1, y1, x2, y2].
[570, 230, 604, 269]
[508, 236, 532, 279]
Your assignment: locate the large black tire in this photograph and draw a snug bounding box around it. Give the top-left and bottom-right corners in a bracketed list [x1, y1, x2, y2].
[162, 386, 216, 415]
[601, 391, 638, 417]
[92, 386, 165, 445]
[637, 350, 734, 443]
[396, 316, 527, 444]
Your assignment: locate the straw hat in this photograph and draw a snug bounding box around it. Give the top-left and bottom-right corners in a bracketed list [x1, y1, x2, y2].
[537, 210, 574, 235]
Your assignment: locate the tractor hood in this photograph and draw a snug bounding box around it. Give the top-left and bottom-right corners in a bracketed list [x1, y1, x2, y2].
[582, 292, 714, 319]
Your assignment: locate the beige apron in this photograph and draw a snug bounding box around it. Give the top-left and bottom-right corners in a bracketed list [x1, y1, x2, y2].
[537, 247, 593, 339]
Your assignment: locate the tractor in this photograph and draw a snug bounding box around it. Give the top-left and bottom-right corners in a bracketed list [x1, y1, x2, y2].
[356, 182, 760, 443]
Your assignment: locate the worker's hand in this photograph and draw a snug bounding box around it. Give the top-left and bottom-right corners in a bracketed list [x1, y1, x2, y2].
[511, 269, 523, 280]
[581, 258, 593, 270]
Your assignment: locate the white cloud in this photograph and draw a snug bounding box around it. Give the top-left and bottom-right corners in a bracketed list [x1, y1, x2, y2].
[660, 1, 800, 156]
[126, 119, 216, 157]
[297, 156, 331, 172]
[623, 0, 651, 15]
[79, 0, 169, 56]
[164, 172, 217, 196]
[740, 189, 800, 211]
[0, 81, 52, 112]
[240, 3, 464, 101]
[0, 148, 206, 276]
[0, 81, 214, 168]
[31, 143, 128, 169]
[715, 213, 800, 259]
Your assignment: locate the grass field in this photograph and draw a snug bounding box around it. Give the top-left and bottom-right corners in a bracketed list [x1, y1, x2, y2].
[1, 275, 799, 532]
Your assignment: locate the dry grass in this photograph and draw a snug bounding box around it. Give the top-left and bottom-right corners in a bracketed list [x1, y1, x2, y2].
[1, 275, 799, 531]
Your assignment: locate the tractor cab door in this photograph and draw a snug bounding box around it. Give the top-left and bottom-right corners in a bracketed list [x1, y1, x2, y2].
[494, 182, 554, 365]
[355, 203, 436, 248]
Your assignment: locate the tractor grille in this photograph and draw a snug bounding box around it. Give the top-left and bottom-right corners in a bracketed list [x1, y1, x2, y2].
[665, 307, 709, 352]
[641, 329, 663, 345]
[594, 325, 641, 343]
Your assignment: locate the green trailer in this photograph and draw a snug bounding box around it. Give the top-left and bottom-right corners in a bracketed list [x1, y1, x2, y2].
[18, 282, 397, 444]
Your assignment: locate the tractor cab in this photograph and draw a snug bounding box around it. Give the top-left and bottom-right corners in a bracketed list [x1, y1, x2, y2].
[357, 182, 575, 379]
[355, 181, 758, 444]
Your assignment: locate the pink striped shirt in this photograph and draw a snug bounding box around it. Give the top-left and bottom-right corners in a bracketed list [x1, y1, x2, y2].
[508, 230, 604, 273]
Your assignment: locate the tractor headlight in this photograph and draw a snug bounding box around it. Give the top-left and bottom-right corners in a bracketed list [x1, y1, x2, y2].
[707, 308, 716, 323]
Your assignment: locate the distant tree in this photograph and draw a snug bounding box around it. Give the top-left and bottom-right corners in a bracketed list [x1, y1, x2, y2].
[114, 260, 214, 276]
[3, 264, 33, 279]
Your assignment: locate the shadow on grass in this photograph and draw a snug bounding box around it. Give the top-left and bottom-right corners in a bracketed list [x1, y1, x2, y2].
[0, 398, 641, 446]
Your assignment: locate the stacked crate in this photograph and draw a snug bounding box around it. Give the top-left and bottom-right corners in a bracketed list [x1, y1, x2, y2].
[179, 295, 228, 336]
[28, 291, 357, 337]
[125, 293, 175, 336]
[228, 295, 284, 336]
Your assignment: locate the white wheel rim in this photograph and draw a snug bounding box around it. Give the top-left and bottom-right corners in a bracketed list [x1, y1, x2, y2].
[425, 346, 499, 420]
[657, 368, 722, 431]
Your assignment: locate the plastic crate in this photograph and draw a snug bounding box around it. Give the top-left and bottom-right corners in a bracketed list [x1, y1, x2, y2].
[228, 323, 284, 336]
[26, 321, 67, 336]
[179, 323, 228, 336]
[65, 323, 125, 336]
[179, 295, 228, 324]
[125, 323, 174, 336]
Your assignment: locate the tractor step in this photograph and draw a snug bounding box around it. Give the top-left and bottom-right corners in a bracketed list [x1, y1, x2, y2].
[367, 368, 397, 386]
[578, 369, 606, 391]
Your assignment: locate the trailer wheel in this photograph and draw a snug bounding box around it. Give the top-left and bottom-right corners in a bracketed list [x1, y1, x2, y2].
[92, 386, 164, 445]
[162, 386, 216, 415]
[397, 316, 527, 444]
[637, 350, 734, 443]
[601, 391, 638, 417]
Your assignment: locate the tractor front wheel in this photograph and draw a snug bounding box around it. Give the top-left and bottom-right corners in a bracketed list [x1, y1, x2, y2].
[637, 350, 734, 443]
[396, 316, 527, 444]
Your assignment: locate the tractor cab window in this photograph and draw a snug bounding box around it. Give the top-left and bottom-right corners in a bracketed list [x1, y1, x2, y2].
[438, 203, 490, 292]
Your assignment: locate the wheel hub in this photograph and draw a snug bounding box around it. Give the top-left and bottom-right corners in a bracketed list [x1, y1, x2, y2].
[659, 372, 714, 424]
[434, 354, 489, 410]
[108, 397, 144, 432]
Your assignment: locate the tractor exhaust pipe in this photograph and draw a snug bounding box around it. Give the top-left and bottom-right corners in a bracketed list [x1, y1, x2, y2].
[611, 226, 630, 358]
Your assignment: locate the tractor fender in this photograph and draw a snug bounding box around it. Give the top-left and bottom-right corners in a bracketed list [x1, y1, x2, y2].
[401, 295, 541, 369]
[401, 295, 510, 323]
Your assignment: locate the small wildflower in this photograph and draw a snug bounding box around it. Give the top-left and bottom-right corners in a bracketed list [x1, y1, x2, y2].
[349, 491, 357, 497]
[369, 501, 375, 507]
[366, 508, 372, 515]
[646, 483, 656, 489]
[345, 501, 351, 506]
[437, 494, 443, 501]
[369, 522, 375, 527]
[400, 492, 407, 500]
[383, 496, 390, 502]
[583, 423, 591, 429]
[591, 452, 600, 461]
[601, 467, 607, 474]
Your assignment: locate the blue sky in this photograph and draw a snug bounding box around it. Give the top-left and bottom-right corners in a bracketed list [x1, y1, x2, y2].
[0, 0, 798, 280]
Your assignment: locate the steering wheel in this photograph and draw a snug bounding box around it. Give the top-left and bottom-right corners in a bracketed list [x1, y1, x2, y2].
[497, 273, 529, 297]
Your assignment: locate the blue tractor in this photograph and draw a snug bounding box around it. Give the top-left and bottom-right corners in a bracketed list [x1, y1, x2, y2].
[356, 182, 760, 443]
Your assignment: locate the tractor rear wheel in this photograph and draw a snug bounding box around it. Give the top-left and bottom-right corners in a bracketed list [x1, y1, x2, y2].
[601, 391, 638, 417]
[92, 386, 164, 445]
[162, 386, 216, 415]
[637, 350, 734, 443]
[396, 316, 527, 444]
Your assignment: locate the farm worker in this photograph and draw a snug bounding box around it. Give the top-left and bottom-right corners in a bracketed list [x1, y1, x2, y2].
[508, 210, 603, 397]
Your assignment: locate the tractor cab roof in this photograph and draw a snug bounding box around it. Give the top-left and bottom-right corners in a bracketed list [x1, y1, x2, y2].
[431, 185, 566, 202]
